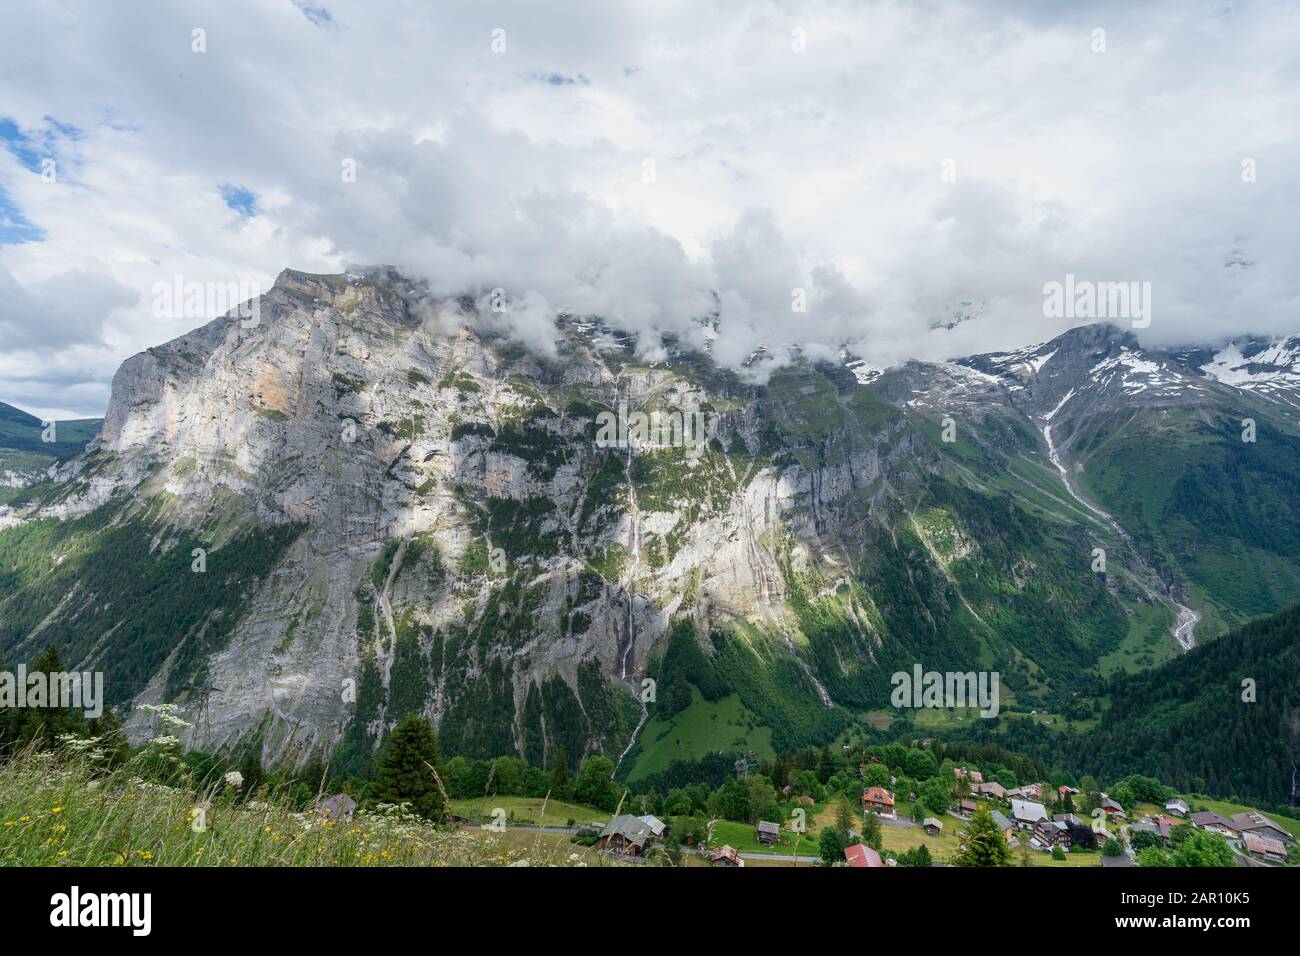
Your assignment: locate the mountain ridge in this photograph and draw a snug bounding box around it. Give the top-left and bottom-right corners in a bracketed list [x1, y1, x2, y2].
[3, 268, 1299, 779]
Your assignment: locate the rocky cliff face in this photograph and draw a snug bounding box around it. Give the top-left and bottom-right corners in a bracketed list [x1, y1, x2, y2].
[7, 273, 1298, 772]
[4, 269, 932, 769]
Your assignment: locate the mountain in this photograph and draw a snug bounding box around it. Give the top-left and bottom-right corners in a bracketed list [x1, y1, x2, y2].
[926, 324, 1300, 635]
[956, 601, 1300, 808]
[2, 268, 1299, 780]
[0, 401, 101, 503]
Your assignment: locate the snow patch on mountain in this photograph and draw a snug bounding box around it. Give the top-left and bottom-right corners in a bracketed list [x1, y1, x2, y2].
[1199, 338, 1300, 391]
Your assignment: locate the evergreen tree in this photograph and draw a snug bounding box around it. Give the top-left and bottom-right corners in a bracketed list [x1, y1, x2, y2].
[15, 644, 86, 746]
[861, 809, 883, 851]
[371, 714, 448, 822]
[89, 704, 130, 767]
[548, 746, 571, 800]
[239, 749, 266, 794]
[836, 795, 855, 833]
[898, 844, 933, 867]
[952, 805, 1014, 867]
[297, 755, 329, 795]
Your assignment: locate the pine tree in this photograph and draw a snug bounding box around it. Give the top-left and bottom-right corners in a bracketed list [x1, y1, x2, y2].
[17, 644, 85, 746]
[862, 809, 883, 851]
[952, 805, 1014, 867]
[372, 714, 448, 822]
[548, 747, 570, 800]
[239, 749, 266, 794]
[836, 795, 855, 833]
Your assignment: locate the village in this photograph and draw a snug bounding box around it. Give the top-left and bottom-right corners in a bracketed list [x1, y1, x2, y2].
[434, 759, 1300, 868]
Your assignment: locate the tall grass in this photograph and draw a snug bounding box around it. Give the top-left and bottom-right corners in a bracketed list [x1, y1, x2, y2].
[0, 740, 606, 868]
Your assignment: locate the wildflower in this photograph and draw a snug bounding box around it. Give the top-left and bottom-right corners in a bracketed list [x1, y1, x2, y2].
[222, 771, 245, 789]
[51, 807, 62, 814]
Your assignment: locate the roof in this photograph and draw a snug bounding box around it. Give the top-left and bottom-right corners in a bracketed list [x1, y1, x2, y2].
[863, 786, 895, 807]
[843, 843, 885, 868]
[977, 782, 1006, 797]
[1100, 794, 1125, 813]
[991, 811, 1014, 831]
[1190, 811, 1237, 832]
[710, 844, 743, 864]
[600, 815, 655, 847]
[756, 821, 781, 836]
[1011, 799, 1048, 823]
[960, 799, 978, 811]
[638, 815, 667, 837]
[1165, 799, 1189, 810]
[923, 817, 944, 830]
[1230, 812, 1289, 837]
[1242, 831, 1286, 856]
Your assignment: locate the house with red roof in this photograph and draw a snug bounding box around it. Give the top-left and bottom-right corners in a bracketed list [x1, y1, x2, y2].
[862, 786, 896, 819]
[843, 844, 885, 868]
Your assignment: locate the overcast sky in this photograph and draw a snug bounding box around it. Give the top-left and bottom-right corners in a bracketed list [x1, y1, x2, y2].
[1, 0, 1297, 418]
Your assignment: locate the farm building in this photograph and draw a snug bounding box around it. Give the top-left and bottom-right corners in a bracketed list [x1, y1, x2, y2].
[843, 844, 885, 868]
[596, 815, 658, 857]
[1242, 831, 1288, 864]
[710, 844, 744, 867]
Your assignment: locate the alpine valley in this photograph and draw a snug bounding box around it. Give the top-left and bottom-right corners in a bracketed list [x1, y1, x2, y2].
[2, 268, 1299, 802]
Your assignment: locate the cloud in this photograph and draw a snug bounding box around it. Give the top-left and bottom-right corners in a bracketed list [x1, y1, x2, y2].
[0, 0, 1297, 415]
[0, 262, 137, 350]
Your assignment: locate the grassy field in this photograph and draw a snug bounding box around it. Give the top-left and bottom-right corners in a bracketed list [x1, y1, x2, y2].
[449, 795, 611, 828]
[708, 817, 822, 858]
[1098, 602, 1178, 677]
[626, 688, 774, 783]
[0, 748, 595, 867]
